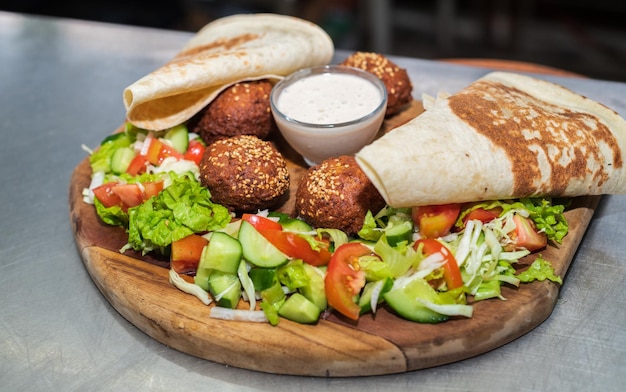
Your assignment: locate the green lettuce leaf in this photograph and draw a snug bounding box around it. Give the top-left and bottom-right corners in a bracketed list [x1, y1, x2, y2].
[516, 256, 563, 285]
[89, 133, 132, 174]
[125, 172, 231, 254]
[93, 197, 128, 227]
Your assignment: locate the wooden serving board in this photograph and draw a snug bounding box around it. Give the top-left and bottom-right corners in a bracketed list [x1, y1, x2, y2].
[69, 61, 599, 376]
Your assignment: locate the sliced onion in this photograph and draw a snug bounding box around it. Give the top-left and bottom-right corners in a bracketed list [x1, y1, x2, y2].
[209, 307, 268, 323]
[168, 269, 212, 305]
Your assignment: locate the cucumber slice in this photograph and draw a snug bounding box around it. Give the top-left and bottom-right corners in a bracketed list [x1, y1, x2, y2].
[198, 232, 242, 275]
[238, 220, 288, 268]
[383, 278, 448, 323]
[164, 124, 189, 153]
[207, 271, 241, 309]
[278, 293, 321, 324]
[110, 147, 135, 174]
[280, 218, 313, 233]
[194, 245, 212, 291]
[249, 267, 278, 291]
[359, 278, 393, 314]
[385, 220, 413, 247]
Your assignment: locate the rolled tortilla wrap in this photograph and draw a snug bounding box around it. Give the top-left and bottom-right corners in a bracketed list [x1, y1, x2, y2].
[123, 13, 334, 131]
[356, 72, 626, 207]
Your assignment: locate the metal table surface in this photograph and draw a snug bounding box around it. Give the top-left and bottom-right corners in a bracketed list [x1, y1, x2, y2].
[1, 11, 624, 392]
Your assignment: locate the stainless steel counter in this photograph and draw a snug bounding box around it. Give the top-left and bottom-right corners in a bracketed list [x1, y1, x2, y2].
[1, 11, 624, 391]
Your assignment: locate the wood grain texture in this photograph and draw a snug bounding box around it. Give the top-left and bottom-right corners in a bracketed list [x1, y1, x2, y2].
[68, 62, 600, 376]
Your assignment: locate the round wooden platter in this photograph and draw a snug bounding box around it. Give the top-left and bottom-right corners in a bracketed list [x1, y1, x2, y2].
[68, 95, 600, 376]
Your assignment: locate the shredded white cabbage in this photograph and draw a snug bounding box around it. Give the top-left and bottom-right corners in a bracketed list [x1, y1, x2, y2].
[82, 170, 105, 204]
[150, 157, 199, 181]
[238, 260, 256, 311]
[209, 307, 268, 323]
[369, 280, 385, 314]
[168, 269, 212, 305]
[416, 298, 474, 318]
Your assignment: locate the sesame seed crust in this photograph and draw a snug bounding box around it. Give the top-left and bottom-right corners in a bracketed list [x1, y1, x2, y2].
[341, 52, 413, 116]
[188, 79, 277, 145]
[199, 135, 290, 212]
[295, 155, 385, 235]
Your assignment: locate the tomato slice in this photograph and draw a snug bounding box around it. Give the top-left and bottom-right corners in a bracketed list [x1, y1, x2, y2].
[171, 234, 209, 274]
[412, 203, 462, 238]
[142, 181, 164, 201]
[259, 229, 332, 267]
[93, 181, 163, 210]
[414, 238, 464, 290]
[92, 182, 122, 208]
[241, 214, 283, 231]
[325, 242, 370, 320]
[242, 214, 331, 266]
[183, 139, 205, 164]
[146, 138, 183, 165]
[126, 154, 148, 175]
[462, 206, 503, 225]
[111, 183, 143, 208]
[509, 214, 547, 252]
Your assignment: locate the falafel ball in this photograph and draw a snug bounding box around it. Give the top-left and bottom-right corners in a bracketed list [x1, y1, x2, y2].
[199, 135, 289, 212]
[341, 52, 412, 116]
[295, 155, 385, 235]
[189, 80, 276, 145]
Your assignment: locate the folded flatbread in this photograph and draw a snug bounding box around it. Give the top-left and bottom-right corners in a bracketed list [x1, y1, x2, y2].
[356, 72, 626, 207]
[123, 14, 334, 131]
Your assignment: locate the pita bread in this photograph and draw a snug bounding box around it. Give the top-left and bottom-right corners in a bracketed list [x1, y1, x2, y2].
[355, 72, 626, 207]
[123, 14, 334, 131]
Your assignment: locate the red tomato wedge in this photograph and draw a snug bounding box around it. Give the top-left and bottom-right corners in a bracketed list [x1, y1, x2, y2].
[92, 181, 164, 210]
[462, 206, 503, 225]
[325, 242, 370, 320]
[183, 139, 205, 164]
[412, 203, 462, 238]
[509, 214, 547, 252]
[242, 214, 332, 266]
[112, 183, 144, 208]
[92, 182, 122, 208]
[141, 181, 163, 199]
[126, 154, 148, 176]
[146, 138, 183, 165]
[241, 214, 283, 231]
[259, 230, 332, 267]
[414, 238, 464, 290]
[171, 234, 209, 274]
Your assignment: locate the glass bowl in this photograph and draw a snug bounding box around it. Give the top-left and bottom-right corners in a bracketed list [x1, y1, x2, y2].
[270, 65, 388, 166]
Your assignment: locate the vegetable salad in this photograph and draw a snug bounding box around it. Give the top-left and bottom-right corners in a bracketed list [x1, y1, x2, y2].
[82, 123, 567, 325]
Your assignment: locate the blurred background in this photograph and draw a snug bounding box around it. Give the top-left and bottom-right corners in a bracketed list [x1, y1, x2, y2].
[2, 0, 626, 81]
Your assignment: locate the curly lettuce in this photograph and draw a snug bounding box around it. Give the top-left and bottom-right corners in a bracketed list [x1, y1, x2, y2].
[124, 172, 231, 254]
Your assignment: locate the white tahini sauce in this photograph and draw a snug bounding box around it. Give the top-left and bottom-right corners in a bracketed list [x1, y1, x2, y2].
[276, 73, 382, 125]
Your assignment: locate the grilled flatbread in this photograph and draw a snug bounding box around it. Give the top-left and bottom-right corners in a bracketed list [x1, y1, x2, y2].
[123, 14, 334, 131]
[356, 72, 626, 207]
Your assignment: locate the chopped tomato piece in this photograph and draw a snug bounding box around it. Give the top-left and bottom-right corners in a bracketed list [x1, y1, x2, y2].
[509, 214, 547, 252]
[241, 214, 283, 231]
[171, 234, 209, 274]
[92, 181, 163, 210]
[259, 229, 332, 267]
[412, 203, 462, 238]
[126, 154, 148, 175]
[325, 242, 370, 320]
[146, 138, 183, 165]
[414, 238, 464, 290]
[92, 182, 122, 208]
[142, 181, 164, 200]
[111, 183, 143, 208]
[184, 139, 205, 164]
[242, 214, 331, 266]
[462, 206, 503, 225]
